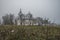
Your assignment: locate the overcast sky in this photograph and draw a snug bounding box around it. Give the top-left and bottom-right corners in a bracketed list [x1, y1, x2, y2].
[0, 0, 60, 24]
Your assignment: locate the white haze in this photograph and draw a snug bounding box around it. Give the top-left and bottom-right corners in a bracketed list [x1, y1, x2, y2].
[0, 0, 60, 24]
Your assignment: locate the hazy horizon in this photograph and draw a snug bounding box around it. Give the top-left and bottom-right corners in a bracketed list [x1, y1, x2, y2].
[0, 0, 60, 24]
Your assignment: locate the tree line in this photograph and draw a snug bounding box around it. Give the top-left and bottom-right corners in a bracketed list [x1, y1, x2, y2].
[0, 9, 50, 26]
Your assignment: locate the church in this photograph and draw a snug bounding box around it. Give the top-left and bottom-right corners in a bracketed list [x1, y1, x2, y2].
[15, 9, 43, 26]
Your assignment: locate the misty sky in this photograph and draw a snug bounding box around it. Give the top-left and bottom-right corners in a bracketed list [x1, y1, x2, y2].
[0, 0, 60, 24]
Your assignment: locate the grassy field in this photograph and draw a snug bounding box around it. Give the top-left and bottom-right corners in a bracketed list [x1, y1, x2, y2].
[0, 25, 60, 40]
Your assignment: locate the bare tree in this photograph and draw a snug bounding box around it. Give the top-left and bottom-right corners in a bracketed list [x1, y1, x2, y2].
[0, 19, 1, 25]
[36, 17, 43, 26]
[15, 18, 17, 25]
[9, 13, 14, 25]
[43, 18, 49, 25]
[2, 14, 9, 25]
[2, 14, 14, 25]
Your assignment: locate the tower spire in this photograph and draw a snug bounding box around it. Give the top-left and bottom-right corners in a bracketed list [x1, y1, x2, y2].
[18, 8, 22, 16]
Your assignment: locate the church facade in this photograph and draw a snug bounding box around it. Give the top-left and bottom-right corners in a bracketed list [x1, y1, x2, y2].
[15, 9, 42, 26]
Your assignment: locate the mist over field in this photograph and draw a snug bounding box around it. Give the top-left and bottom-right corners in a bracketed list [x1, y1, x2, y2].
[0, 0, 60, 40]
[0, 0, 60, 24]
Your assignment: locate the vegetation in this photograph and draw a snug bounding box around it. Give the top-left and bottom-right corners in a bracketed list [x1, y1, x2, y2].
[2, 14, 14, 25]
[0, 25, 60, 40]
[1, 9, 50, 26]
[0, 8, 59, 40]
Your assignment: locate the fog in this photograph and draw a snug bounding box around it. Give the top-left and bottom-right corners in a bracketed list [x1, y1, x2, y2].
[0, 0, 60, 24]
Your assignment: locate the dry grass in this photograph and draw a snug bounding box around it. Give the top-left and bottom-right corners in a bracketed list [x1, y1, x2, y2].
[0, 25, 60, 40]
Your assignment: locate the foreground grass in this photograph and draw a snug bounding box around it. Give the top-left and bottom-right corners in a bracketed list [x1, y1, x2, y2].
[0, 25, 60, 40]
